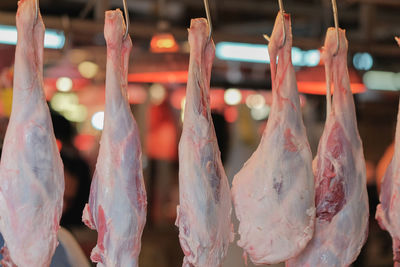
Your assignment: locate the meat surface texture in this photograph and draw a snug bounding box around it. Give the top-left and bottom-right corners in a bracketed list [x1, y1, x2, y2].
[287, 28, 369, 267]
[82, 10, 147, 267]
[376, 40, 400, 266]
[231, 13, 315, 265]
[175, 18, 232, 267]
[0, 0, 64, 266]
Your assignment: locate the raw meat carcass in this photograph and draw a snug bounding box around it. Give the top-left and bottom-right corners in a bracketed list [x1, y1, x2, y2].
[287, 28, 369, 267]
[175, 18, 232, 267]
[231, 12, 315, 265]
[0, 0, 64, 266]
[376, 39, 400, 266]
[82, 10, 147, 267]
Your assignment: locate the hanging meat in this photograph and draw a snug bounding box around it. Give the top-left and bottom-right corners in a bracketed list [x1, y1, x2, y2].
[82, 10, 147, 266]
[0, 0, 64, 266]
[287, 27, 369, 267]
[175, 18, 232, 267]
[376, 39, 400, 267]
[231, 12, 315, 265]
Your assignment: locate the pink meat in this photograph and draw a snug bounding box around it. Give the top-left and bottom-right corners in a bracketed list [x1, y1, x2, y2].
[0, 0, 64, 266]
[376, 38, 400, 267]
[175, 18, 232, 267]
[231, 13, 315, 265]
[287, 28, 369, 267]
[82, 10, 147, 267]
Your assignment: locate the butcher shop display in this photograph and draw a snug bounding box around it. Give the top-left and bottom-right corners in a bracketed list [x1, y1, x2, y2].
[175, 18, 233, 267]
[0, 0, 64, 266]
[231, 12, 315, 265]
[376, 38, 400, 267]
[287, 27, 369, 267]
[0, 0, 398, 265]
[82, 9, 147, 267]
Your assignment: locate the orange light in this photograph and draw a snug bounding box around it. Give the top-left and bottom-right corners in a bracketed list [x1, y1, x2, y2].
[150, 33, 179, 53]
[127, 85, 147, 104]
[128, 71, 188, 84]
[297, 81, 366, 95]
[224, 106, 238, 123]
[74, 134, 95, 151]
[56, 139, 62, 151]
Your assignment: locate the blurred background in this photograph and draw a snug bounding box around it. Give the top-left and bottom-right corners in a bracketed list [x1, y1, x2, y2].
[0, 0, 399, 266]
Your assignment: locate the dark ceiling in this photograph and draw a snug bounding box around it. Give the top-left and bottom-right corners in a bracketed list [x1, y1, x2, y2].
[0, 0, 399, 54]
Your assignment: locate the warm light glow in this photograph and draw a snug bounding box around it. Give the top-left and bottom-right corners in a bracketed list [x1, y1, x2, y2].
[56, 77, 73, 92]
[0, 25, 65, 49]
[297, 81, 366, 95]
[128, 71, 188, 84]
[246, 94, 265, 109]
[157, 39, 175, 49]
[224, 106, 238, 123]
[78, 61, 99, 79]
[50, 92, 87, 122]
[150, 33, 179, 53]
[149, 83, 166, 105]
[127, 85, 148, 104]
[63, 104, 87, 122]
[251, 104, 270, 120]
[74, 134, 95, 151]
[181, 97, 186, 122]
[50, 92, 79, 112]
[91, 111, 105, 130]
[224, 88, 242, 105]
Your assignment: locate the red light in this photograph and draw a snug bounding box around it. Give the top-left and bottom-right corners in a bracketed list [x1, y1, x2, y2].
[150, 33, 179, 53]
[224, 106, 238, 123]
[56, 139, 62, 151]
[127, 85, 147, 104]
[128, 71, 188, 84]
[74, 134, 96, 151]
[297, 81, 366, 95]
[296, 66, 366, 95]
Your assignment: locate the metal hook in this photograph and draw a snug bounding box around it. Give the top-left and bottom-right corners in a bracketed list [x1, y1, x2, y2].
[263, 0, 286, 48]
[278, 0, 286, 48]
[122, 0, 130, 40]
[35, 0, 39, 23]
[203, 0, 212, 41]
[331, 0, 340, 56]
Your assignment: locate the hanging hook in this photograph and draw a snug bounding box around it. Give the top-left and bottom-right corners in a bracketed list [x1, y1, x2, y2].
[278, 0, 286, 48]
[122, 0, 130, 40]
[263, 0, 286, 48]
[331, 0, 340, 56]
[35, 0, 39, 23]
[203, 0, 212, 41]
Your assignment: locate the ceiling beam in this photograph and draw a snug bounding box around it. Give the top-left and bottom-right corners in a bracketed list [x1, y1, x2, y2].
[349, 0, 400, 6]
[0, 11, 398, 56]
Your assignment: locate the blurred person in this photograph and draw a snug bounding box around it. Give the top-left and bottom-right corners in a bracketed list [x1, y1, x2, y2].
[0, 114, 90, 266]
[59, 150, 91, 229]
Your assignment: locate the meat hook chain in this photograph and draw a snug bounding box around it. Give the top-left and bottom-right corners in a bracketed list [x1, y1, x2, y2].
[263, 0, 286, 48]
[331, 0, 340, 56]
[123, 0, 130, 40]
[203, 0, 212, 42]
